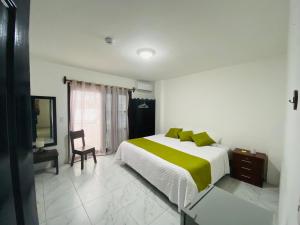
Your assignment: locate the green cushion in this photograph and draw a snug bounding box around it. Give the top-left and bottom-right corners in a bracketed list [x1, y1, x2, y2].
[165, 128, 183, 138]
[192, 132, 216, 147]
[178, 130, 194, 142]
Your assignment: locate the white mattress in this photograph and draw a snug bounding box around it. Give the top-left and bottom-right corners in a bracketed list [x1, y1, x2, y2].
[115, 134, 230, 210]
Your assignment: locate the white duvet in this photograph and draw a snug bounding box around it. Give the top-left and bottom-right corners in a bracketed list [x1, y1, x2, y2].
[115, 134, 230, 210]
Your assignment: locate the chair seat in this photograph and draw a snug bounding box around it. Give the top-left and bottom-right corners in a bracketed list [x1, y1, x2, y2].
[73, 146, 95, 153]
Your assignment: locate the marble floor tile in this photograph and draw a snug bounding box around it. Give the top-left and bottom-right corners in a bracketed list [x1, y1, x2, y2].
[91, 207, 139, 225]
[71, 173, 101, 188]
[44, 188, 82, 220]
[43, 173, 73, 194]
[150, 192, 173, 210]
[94, 155, 115, 170]
[46, 206, 91, 225]
[83, 192, 123, 225]
[258, 188, 279, 212]
[126, 192, 167, 225]
[75, 177, 109, 204]
[35, 156, 279, 225]
[112, 181, 146, 208]
[35, 178, 43, 192]
[150, 209, 180, 225]
[131, 173, 155, 195]
[215, 175, 241, 192]
[36, 196, 46, 223]
[232, 183, 261, 204]
[44, 181, 75, 203]
[100, 167, 133, 192]
[34, 172, 45, 182]
[61, 163, 97, 177]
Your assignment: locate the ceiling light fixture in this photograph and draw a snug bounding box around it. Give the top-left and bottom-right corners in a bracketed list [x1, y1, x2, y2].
[105, 36, 113, 45]
[137, 48, 156, 59]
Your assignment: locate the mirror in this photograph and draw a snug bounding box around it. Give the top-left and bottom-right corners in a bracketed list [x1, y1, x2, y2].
[31, 96, 57, 147]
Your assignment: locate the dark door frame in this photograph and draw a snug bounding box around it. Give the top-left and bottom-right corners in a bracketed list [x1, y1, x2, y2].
[0, 1, 18, 223]
[0, 0, 39, 224]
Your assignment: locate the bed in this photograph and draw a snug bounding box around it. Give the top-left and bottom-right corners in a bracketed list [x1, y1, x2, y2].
[115, 134, 230, 210]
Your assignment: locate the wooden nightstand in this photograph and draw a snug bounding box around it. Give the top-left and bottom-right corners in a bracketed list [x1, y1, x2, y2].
[231, 148, 267, 187]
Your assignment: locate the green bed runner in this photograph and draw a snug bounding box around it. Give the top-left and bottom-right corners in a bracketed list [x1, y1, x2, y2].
[127, 138, 211, 191]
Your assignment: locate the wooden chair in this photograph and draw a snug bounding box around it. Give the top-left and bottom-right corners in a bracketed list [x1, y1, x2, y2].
[70, 129, 97, 170]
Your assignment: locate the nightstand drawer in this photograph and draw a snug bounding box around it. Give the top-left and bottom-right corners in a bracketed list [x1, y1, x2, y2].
[233, 164, 260, 176]
[235, 171, 262, 187]
[237, 172, 252, 181]
[233, 160, 263, 174]
[233, 154, 256, 164]
[233, 154, 263, 168]
[237, 164, 257, 175]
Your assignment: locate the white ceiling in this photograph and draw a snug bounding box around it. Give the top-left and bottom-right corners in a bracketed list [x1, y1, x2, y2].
[30, 0, 288, 81]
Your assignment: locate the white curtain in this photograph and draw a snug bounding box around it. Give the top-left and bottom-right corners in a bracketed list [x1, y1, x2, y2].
[69, 81, 129, 158]
[70, 81, 106, 155]
[106, 87, 129, 154]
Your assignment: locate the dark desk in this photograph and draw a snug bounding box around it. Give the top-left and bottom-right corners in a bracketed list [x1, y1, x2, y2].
[33, 149, 59, 174]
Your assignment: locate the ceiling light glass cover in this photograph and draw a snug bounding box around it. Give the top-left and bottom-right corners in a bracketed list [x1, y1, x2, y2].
[137, 48, 156, 59]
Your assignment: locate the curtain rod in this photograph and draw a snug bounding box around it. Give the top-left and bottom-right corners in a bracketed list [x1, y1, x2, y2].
[63, 76, 135, 92]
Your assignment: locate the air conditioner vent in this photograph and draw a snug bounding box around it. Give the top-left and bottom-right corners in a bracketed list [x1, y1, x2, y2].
[135, 81, 153, 92]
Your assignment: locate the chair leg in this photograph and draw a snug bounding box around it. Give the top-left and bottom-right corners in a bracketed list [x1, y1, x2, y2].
[71, 153, 75, 167]
[92, 150, 97, 163]
[81, 155, 84, 170]
[85, 154, 87, 160]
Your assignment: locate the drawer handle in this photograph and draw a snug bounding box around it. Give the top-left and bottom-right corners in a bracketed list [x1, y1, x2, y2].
[241, 159, 252, 164]
[241, 167, 252, 171]
[241, 174, 251, 179]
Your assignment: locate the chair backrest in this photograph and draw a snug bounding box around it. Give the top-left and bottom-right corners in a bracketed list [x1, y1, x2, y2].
[70, 129, 85, 152]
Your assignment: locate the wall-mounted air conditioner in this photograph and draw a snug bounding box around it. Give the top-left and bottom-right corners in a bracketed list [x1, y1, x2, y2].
[135, 81, 153, 92]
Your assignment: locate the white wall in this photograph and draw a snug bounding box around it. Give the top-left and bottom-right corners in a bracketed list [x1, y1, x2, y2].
[156, 57, 287, 185]
[155, 81, 164, 134]
[30, 56, 154, 167]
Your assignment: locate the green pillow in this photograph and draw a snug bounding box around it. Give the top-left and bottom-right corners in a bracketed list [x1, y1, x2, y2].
[178, 130, 194, 142]
[192, 132, 216, 147]
[165, 128, 183, 138]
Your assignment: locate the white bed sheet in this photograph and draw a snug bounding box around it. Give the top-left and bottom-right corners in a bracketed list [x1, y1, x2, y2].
[115, 134, 230, 210]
